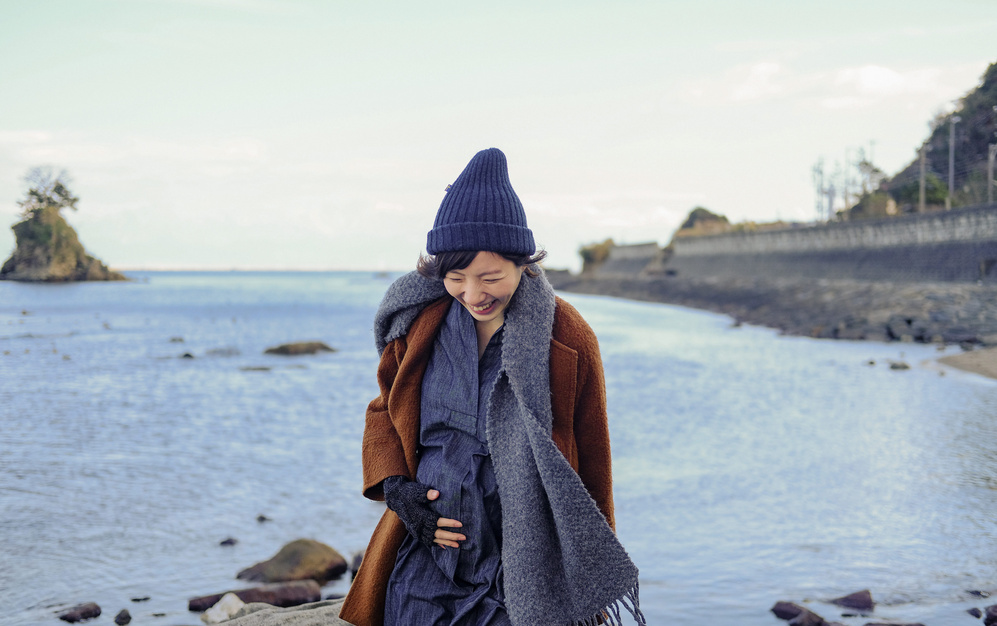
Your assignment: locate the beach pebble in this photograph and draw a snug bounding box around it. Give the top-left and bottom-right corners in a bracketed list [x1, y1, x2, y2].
[59, 602, 101, 623]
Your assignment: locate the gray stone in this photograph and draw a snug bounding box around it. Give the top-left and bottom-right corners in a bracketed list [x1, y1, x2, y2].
[59, 602, 101, 623]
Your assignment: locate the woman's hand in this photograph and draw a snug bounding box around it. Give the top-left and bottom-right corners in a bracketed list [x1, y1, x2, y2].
[426, 488, 466, 549]
[383, 476, 466, 549]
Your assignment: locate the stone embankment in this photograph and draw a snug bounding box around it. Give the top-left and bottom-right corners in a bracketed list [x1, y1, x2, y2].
[548, 272, 997, 346]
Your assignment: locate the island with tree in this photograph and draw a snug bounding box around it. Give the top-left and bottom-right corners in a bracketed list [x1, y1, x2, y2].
[1, 168, 125, 282]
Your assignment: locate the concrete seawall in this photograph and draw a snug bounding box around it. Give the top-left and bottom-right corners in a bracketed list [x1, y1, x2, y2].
[667, 203, 997, 283]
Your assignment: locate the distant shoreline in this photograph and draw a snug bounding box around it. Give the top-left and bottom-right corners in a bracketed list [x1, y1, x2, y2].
[548, 271, 997, 380]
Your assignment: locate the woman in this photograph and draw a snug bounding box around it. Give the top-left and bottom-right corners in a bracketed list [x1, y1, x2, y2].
[339, 148, 644, 626]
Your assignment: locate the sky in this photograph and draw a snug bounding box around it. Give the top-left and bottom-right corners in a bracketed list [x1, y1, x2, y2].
[1, 0, 995, 272]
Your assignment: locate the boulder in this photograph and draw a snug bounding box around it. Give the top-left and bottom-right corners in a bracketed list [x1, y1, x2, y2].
[59, 602, 101, 623]
[238, 539, 348, 585]
[114, 609, 131, 625]
[771, 601, 805, 620]
[985, 603, 997, 626]
[264, 342, 336, 356]
[831, 589, 874, 611]
[789, 609, 826, 626]
[188, 580, 321, 612]
[201, 593, 245, 624]
[225, 598, 351, 626]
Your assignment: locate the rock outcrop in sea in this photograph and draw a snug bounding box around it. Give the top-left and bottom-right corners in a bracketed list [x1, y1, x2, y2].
[1, 169, 124, 282]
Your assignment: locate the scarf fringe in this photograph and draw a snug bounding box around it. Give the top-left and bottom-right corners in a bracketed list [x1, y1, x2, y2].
[571, 581, 647, 626]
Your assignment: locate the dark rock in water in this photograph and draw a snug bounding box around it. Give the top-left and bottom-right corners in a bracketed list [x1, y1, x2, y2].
[180, 352, 195, 359]
[130, 597, 150, 603]
[831, 589, 875, 611]
[788, 608, 826, 626]
[256, 514, 271, 523]
[771, 601, 805, 620]
[350, 550, 364, 581]
[968, 607, 983, 618]
[264, 341, 336, 356]
[220, 537, 238, 546]
[967, 590, 992, 598]
[985, 603, 997, 626]
[889, 360, 911, 370]
[59, 602, 101, 622]
[237, 538, 348, 585]
[114, 609, 131, 625]
[863, 623, 924, 626]
[188, 580, 321, 612]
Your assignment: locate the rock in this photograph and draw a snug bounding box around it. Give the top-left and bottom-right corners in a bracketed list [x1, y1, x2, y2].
[256, 514, 271, 523]
[264, 342, 336, 356]
[220, 537, 238, 546]
[1, 201, 125, 282]
[889, 360, 910, 370]
[771, 601, 806, 620]
[788, 608, 826, 626]
[59, 602, 101, 623]
[350, 551, 364, 581]
[181, 352, 195, 359]
[831, 589, 875, 611]
[189, 581, 321, 612]
[237, 539, 348, 585]
[130, 597, 150, 603]
[985, 603, 997, 626]
[201, 593, 245, 624]
[862, 623, 924, 626]
[114, 609, 131, 625]
[224, 598, 350, 626]
[968, 607, 983, 618]
[207, 347, 241, 357]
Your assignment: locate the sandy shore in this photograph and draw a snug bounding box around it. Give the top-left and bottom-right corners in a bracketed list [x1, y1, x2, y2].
[939, 346, 997, 380]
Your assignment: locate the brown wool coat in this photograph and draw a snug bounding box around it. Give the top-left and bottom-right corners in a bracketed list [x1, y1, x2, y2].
[338, 295, 615, 626]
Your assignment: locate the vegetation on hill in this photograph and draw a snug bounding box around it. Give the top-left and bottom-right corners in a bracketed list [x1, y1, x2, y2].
[845, 61, 997, 218]
[1, 167, 125, 282]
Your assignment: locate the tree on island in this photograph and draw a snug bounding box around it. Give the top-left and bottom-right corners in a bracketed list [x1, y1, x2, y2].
[0, 167, 125, 282]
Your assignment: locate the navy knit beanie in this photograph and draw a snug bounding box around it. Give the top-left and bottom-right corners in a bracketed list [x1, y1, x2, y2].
[426, 148, 535, 255]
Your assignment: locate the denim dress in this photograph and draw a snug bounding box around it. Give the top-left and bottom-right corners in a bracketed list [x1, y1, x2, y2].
[384, 301, 510, 626]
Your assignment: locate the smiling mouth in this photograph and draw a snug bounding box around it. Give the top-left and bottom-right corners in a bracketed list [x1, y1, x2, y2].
[470, 300, 496, 313]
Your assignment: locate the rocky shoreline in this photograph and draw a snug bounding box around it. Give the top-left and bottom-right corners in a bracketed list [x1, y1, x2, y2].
[547, 271, 997, 347]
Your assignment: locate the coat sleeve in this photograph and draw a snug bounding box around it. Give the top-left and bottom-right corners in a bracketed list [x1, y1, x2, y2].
[361, 339, 412, 501]
[573, 332, 617, 531]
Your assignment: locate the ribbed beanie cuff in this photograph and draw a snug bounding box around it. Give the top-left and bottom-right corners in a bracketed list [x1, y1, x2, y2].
[427, 148, 535, 256]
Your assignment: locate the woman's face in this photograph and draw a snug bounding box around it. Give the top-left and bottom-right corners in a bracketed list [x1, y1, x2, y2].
[443, 251, 524, 329]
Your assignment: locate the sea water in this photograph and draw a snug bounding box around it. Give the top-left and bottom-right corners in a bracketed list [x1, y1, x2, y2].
[1, 271, 995, 626]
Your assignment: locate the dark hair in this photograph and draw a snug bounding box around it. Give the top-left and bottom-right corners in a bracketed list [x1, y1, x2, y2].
[417, 249, 548, 280]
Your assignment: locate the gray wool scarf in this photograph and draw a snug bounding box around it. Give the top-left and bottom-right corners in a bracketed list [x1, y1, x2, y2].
[374, 268, 645, 626]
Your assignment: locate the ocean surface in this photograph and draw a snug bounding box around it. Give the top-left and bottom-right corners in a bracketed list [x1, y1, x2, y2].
[1, 271, 995, 626]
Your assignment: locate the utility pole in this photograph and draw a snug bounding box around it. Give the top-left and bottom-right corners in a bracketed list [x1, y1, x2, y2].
[919, 145, 926, 213]
[947, 115, 961, 210]
[989, 144, 996, 205]
[812, 159, 825, 221]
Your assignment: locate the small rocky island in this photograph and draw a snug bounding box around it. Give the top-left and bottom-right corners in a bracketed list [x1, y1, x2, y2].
[1, 168, 124, 282]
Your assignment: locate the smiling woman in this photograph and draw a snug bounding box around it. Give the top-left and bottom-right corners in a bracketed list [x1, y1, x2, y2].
[339, 148, 645, 626]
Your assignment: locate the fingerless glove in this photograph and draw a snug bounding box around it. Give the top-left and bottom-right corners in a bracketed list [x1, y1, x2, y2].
[382, 475, 440, 548]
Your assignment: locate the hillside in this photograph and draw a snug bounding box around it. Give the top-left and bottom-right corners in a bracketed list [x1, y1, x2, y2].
[884, 61, 997, 211]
